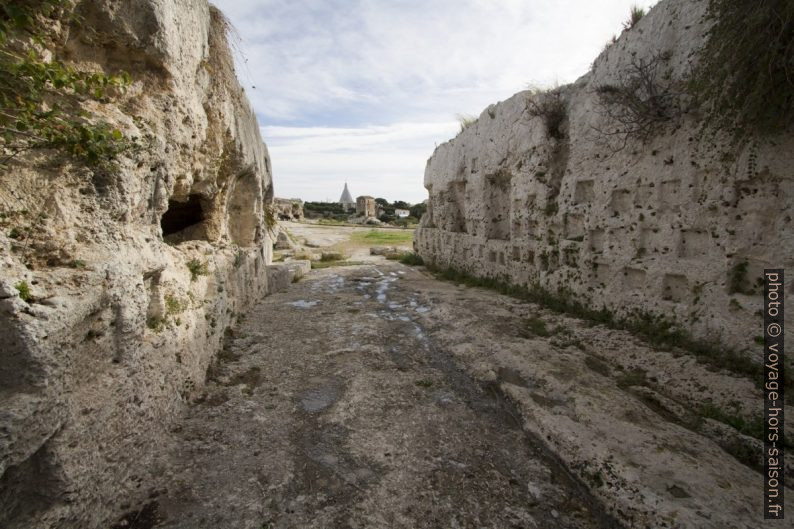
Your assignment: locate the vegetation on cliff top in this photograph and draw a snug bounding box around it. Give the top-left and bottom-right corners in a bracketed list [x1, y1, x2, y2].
[0, 0, 130, 166]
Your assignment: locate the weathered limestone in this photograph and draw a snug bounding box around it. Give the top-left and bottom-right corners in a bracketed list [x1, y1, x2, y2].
[416, 0, 793, 353]
[274, 197, 304, 220]
[0, 2, 275, 528]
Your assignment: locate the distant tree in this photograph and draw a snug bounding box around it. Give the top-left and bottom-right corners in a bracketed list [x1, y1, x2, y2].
[392, 200, 410, 210]
[394, 216, 419, 227]
[409, 202, 427, 219]
[375, 197, 389, 207]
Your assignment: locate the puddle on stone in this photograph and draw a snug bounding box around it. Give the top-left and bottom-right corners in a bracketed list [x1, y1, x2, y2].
[375, 277, 397, 303]
[289, 300, 319, 309]
[299, 382, 340, 413]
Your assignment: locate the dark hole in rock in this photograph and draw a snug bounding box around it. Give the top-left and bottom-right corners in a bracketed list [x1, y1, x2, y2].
[161, 194, 205, 238]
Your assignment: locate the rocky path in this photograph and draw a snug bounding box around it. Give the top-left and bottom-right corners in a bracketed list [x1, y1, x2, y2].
[124, 260, 791, 529]
[140, 263, 614, 529]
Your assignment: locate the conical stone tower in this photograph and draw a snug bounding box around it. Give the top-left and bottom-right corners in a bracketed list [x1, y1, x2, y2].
[339, 182, 355, 211]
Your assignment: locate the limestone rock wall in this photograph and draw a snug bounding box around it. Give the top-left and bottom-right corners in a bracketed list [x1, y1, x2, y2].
[0, 2, 277, 527]
[274, 198, 304, 220]
[416, 0, 793, 353]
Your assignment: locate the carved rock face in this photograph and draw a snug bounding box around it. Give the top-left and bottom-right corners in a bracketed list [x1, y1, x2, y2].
[415, 0, 793, 354]
[0, 2, 275, 528]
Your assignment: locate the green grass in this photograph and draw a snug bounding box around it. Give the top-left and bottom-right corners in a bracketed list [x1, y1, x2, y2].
[383, 251, 424, 265]
[165, 294, 186, 315]
[317, 218, 351, 226]
[14, 281, 31, 302]
[350, 228, 414, 246]
[398, 252, 424, 266]
[310, 260, 365, 269]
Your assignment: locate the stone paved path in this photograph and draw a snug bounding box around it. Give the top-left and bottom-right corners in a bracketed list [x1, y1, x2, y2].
[142, 263, 615, 529]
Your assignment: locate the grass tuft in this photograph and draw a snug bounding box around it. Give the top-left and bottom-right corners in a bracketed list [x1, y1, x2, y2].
[14, 281, 31, 302]
[456, 113, 477, 133]
[622, 5, 645, 30]
[398, 252, 424, 266]
[186, 258, 209, 281]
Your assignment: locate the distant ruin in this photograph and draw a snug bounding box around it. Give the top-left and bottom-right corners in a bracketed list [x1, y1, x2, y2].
[356, 196, 377, 217]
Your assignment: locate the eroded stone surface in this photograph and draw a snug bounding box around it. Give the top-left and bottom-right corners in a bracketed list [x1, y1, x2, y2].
[127, 262, 791, 529]
[142, 264, 616, 529]
[0, 2, 273, 527]
[415, 0, 793, 355]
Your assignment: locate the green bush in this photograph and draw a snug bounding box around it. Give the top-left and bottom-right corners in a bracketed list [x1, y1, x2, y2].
[0, 1, 131, 166]
[526, 88, 567, 140]
[594, 52, 680, 147]
[409, 202, 427, 220]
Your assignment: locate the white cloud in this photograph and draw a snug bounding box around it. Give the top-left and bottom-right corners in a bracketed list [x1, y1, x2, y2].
[264, 122, 458, 203]
[212, 0, 658, 203]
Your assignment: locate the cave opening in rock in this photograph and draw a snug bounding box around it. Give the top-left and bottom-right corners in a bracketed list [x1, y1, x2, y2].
[161, 194, 205, 238]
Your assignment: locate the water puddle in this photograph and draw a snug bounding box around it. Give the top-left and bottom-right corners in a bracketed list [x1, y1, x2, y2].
[299, 381, 341, 413]
[289, 300, 319, 309]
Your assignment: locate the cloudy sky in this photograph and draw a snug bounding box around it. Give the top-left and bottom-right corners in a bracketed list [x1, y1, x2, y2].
[211, 0, 657, 204]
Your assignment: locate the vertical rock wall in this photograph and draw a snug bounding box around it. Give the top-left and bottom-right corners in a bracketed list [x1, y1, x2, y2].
[416, 0, 793, 354]
[0, 2, 277, 527]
